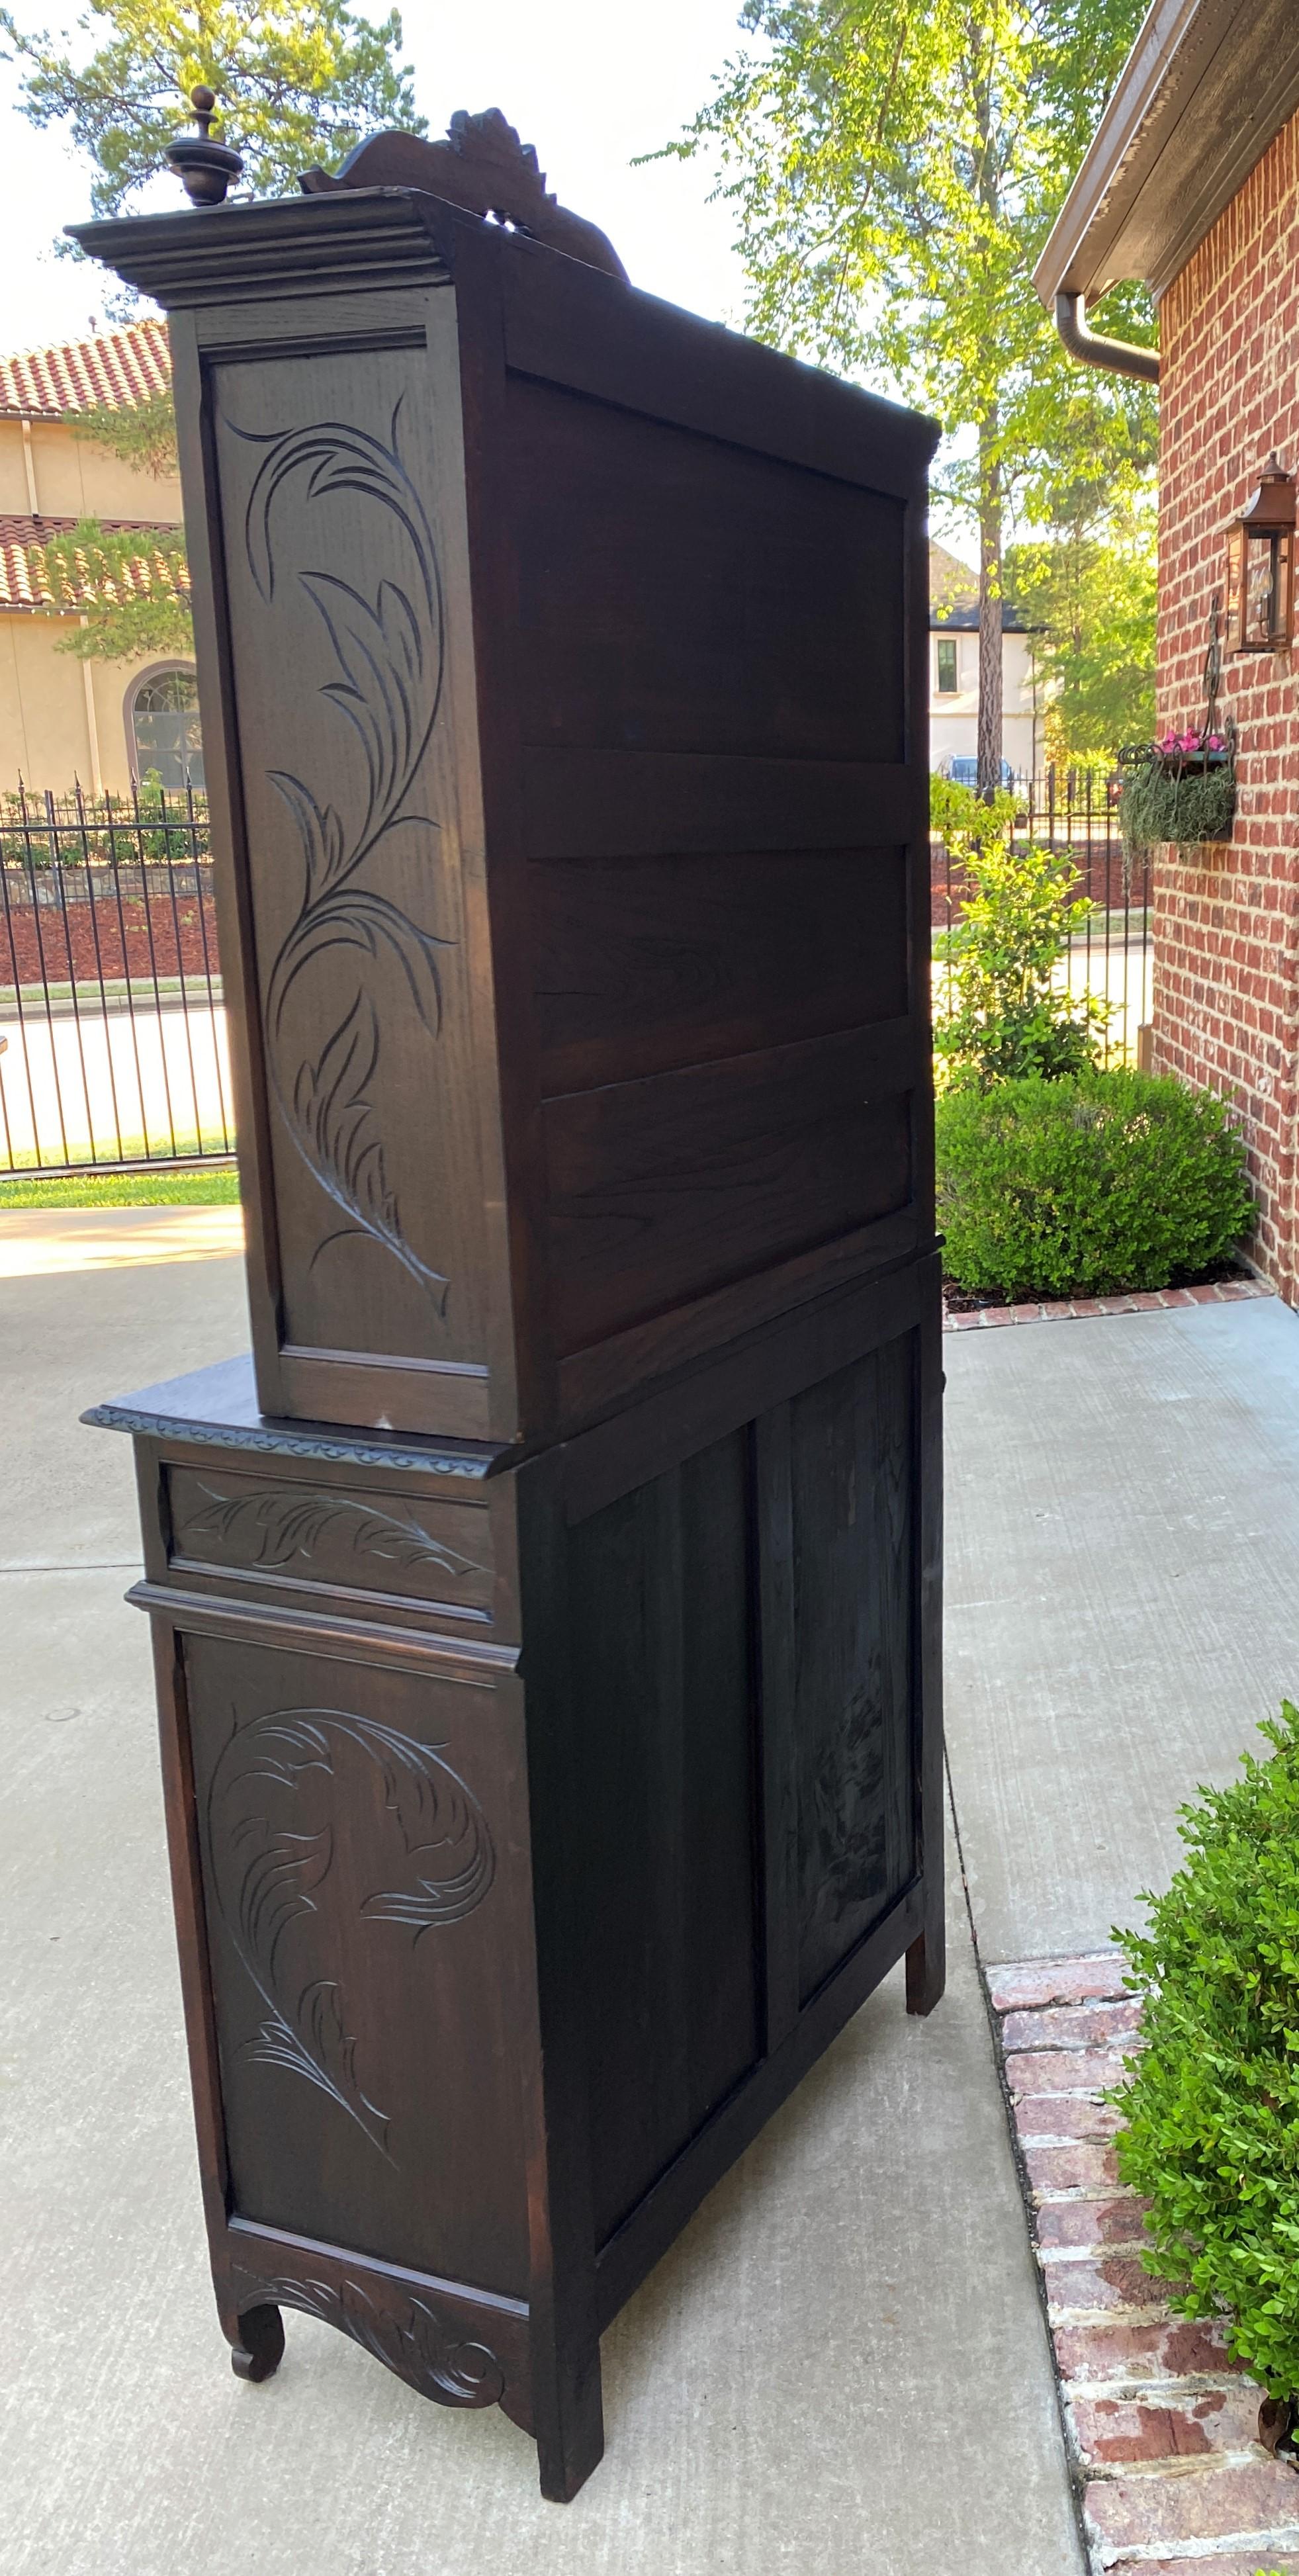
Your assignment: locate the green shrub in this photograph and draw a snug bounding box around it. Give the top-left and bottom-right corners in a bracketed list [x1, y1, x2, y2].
[932, 826, 1110, 1090]
[936, 1069, 1252, 1300]
[1112, 1705, 1299, 2405]
[929, 773, 1019, 854]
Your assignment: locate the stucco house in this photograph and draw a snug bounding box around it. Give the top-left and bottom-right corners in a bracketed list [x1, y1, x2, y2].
[0, 318, 199, 797]
[1037, 0, 1299, 1304]
[928, 541, 1042, 780]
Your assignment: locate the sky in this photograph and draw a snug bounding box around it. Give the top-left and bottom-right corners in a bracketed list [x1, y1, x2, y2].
[0, 0, 973, 559]
[0, 0, 756, 351]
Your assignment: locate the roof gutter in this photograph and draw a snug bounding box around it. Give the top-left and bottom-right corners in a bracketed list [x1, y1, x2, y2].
[1053, 289, 1159, 384]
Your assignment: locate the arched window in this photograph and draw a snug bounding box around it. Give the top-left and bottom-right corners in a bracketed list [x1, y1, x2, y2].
[128, 666, 204, 793]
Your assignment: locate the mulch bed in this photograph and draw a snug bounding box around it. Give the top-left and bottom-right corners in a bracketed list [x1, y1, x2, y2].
[0, 893, 220, 989]
[943, 1254, 1249, 1315]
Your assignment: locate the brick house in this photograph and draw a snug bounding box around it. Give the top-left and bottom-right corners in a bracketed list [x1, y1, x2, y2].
[1036, 3, 1299, 1302]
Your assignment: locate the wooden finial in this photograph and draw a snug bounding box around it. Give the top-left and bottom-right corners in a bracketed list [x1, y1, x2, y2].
[166, 83, 244, 207]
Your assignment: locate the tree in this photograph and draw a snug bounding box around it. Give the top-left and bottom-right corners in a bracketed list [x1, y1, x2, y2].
[1009, 494, 1157, 762]
[932, 796, 1110, 1088]
[72, 383, 178, 479]
[40, 519, 191, 660]
[4, 0, 422, 662]
[0, 0, 423, 221]
[666, 0, 1158, 791]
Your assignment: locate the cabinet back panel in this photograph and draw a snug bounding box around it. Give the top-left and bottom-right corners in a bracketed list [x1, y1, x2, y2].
[530, 849, 909, 1094]
[544, 1035, 913, 1354]
[568, 1431, 760, 2246]
[505, 377, 905, 763]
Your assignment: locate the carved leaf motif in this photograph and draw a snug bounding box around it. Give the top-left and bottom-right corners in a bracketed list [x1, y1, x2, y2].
[179, 1480, 488, 1583]
[207, 1705, 495, 2159]
[231, 2267, 505, 2411]
[289, 993, 444, 1304]
[228, 398, 452, 1309]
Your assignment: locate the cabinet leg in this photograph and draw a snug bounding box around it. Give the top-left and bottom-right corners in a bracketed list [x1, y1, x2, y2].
[906, 1919, 946, 2017]
[226, 2300, 285, 2384]
[533, 2339, 604, 2503]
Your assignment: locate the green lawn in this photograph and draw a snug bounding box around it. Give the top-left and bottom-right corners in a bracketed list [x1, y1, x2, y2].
[0, 1166, 240, 1208]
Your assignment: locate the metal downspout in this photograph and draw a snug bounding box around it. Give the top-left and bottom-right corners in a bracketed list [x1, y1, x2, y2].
[1053, 290, 1159, 384]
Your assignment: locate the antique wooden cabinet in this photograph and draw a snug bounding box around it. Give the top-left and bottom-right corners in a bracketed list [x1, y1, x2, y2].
[76, 164, 936, 1448]
[80, 129, 944, 2504]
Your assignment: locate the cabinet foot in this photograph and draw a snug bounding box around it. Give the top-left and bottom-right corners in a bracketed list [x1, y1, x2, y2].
[229, 2301, 285, 2383]
[535, 2347, 604, 2503]
[905, 1922, 946, 2017]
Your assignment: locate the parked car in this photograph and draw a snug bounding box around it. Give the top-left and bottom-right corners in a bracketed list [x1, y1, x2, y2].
[943, 756, 1016, 790]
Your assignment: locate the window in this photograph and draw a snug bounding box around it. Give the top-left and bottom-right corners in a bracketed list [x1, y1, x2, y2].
[130, 668, 204, 792]
[935, 635, 959, 695]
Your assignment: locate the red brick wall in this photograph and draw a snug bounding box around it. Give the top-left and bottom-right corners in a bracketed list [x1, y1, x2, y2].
[1155, 109, 1299, 1300]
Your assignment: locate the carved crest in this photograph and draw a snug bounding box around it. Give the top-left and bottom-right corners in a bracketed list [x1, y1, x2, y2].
[300, 108, 628, 283]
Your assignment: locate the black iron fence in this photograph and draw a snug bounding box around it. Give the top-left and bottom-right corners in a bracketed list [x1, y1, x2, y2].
[0, 783, 232, 1175]
[0, 772, 1152, 1180]
[933, 768, 1152, 1069]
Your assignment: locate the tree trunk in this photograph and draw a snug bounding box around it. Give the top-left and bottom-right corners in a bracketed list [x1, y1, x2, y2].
[977, 426, 1004, 797]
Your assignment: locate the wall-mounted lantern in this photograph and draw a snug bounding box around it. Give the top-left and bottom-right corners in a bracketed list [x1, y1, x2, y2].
[1226, 455, 1296, 652]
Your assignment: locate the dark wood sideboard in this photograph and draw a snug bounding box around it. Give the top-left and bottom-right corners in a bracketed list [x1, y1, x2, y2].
[79, 158, 944, 2503]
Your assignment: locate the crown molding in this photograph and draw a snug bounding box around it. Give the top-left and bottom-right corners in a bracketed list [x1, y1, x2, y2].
[68, 188, 454, 311]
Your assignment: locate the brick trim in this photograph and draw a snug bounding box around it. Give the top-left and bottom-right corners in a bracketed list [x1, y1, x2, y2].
[987, 1955, 1299, 2573]
[943, 1280, 1273, 1333]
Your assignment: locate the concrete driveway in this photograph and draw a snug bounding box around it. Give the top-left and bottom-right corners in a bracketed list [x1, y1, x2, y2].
[0, 1208, 1083, 2576]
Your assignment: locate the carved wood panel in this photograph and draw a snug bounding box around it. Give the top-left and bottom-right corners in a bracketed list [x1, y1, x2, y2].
[184, 1632, 531, 2295]
[165, 1462, 494, 1621]
[228, 2256, 520, 2416]
[210, 328, 490, 1407]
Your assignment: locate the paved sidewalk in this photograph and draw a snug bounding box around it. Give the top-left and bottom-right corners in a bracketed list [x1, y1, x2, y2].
[945, 1292, 1299, 1961]
[0, 1209, 1083, 2576]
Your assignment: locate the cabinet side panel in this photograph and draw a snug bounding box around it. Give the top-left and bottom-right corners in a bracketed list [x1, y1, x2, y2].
[205, 318, 495, 1427]
[791, 1335, 918, 2001]
[182, 1631, 532, 2296]
[567, 1431, 760, 2246]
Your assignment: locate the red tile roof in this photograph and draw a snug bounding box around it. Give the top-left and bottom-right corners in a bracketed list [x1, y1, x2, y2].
[0, 319, 171, 420]
[0, 513, 187, 612]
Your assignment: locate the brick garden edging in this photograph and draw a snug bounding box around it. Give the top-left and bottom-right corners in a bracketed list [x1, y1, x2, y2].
[987, 1952, 1299, 2574]
[944, 1279, 1273, 1334]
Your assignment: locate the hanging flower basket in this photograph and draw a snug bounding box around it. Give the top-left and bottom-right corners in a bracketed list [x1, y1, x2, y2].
[1118, 727, 1237, 852]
